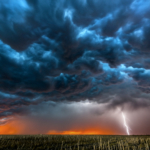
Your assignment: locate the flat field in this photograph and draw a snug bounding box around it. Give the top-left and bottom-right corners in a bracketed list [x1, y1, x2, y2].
[0, 135, 149, 150]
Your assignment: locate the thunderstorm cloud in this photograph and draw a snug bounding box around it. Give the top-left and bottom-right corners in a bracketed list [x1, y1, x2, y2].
[0, 0, 150, 134]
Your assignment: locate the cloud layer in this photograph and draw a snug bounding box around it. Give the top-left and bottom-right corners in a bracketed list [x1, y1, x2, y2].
[0, 0, 150, 133]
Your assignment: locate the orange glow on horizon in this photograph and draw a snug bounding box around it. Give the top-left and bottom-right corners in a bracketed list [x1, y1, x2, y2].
[0, 120, 116, 135]
[0, 120, 23, 135]
[47, 128, 115, 135]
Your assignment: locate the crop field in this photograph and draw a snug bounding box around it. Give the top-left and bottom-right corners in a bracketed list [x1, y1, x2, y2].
[0, 135, 149, 150]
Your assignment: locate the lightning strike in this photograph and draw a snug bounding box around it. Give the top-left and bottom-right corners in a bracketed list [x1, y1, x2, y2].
[122, 112, 130, 135]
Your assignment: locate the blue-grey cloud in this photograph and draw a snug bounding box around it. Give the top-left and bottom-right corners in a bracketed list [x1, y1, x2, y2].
[0, 0, 150, 122]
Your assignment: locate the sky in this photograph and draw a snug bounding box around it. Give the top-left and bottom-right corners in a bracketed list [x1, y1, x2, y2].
[0, 0, 150, 135]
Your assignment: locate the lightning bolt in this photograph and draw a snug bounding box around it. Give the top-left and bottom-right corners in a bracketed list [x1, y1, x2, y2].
[122, 112, 130, 135]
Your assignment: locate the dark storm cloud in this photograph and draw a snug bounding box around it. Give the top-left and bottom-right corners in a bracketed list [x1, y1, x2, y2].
[128, 69, 150, 93]
[0, 0, 150, 121]
[70, 0, 132, 27]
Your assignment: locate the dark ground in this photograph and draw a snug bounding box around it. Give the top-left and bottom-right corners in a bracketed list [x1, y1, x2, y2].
[0, 135, 149, 150]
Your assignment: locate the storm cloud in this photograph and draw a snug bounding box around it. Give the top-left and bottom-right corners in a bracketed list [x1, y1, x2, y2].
[0, 0, 150, 134]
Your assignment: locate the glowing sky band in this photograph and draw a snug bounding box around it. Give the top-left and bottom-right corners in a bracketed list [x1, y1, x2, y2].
[122, 112, 130, 135]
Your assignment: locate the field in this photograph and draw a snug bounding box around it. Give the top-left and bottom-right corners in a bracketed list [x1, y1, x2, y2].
[0, 135, 149, 150]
